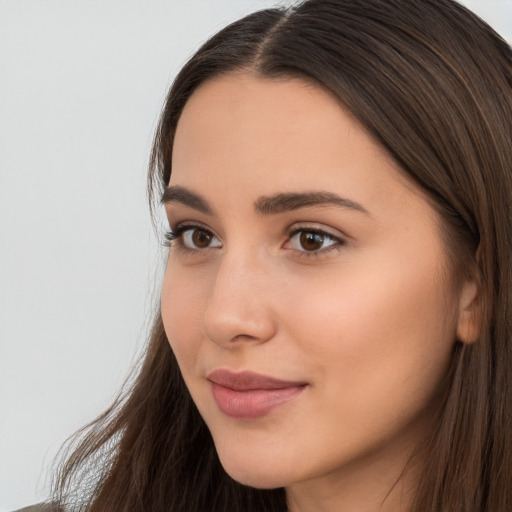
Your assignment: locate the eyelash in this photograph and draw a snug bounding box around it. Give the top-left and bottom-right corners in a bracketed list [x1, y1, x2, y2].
[163, 222, 215, 252]
[287, 226, 345, 258]
[163, 223, 346, 258]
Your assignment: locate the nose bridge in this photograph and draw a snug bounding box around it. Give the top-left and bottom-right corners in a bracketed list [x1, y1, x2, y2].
[201, 244, 277, 346]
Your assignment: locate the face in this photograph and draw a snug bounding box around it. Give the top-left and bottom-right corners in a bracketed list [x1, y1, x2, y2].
[161, 73, 469, 494]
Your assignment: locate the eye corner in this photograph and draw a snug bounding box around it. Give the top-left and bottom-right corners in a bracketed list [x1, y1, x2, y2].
[162, 230, 176, 248]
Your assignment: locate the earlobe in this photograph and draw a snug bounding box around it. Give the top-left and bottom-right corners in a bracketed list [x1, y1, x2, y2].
[456, 277, 482, 344]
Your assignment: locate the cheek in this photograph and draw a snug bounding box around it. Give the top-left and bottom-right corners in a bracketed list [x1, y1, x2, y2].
[161, 263, 206, 373]
[284, 245, 457, 418]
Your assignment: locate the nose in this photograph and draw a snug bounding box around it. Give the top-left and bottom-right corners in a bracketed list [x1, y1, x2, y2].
[201, 250, 278, 348]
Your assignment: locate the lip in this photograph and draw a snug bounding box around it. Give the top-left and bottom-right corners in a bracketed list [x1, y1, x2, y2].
[207, 370, 307, 420]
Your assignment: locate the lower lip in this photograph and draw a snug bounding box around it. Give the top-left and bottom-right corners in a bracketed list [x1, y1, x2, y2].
[210, 382, 306, 420]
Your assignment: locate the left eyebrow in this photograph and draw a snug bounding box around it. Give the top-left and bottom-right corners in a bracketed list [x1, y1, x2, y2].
[254, 191, 371, 216]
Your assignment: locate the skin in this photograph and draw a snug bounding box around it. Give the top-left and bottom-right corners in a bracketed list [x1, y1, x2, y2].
[160, 73, 478, 512]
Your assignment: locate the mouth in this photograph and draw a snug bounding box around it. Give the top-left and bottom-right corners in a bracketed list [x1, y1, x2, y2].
[207, 369, 308, 420]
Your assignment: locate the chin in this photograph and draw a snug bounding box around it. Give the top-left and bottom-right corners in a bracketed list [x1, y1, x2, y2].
[216, 449, 293, 489]
[223, 466, 288, 490]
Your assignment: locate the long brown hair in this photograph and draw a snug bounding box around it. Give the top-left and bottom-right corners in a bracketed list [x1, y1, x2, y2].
[53, 1, 512, 510]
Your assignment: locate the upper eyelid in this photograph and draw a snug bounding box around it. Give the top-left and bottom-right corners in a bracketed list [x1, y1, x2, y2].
[167, 219, 348, 244]
[170, 220, 216, 234]
[287, 223, 347, 242]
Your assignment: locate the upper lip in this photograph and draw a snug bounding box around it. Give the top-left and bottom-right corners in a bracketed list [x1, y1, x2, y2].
[207, 369, 307, 391]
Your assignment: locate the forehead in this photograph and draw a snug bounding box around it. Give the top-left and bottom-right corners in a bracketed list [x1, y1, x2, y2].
[173, 73, 365, 166]
[170, 72, 431, 221]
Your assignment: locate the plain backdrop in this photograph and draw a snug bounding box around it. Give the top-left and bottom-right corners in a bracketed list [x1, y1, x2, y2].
[1, 1, 511, 509]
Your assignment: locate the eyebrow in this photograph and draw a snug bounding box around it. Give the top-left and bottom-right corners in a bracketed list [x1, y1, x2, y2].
[160, 186, 213, 215]
[161, 185, 370, 217]
[254, 191, 370, 216]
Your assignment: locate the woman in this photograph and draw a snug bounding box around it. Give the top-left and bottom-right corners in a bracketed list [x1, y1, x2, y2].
[42, 0, 512, 510]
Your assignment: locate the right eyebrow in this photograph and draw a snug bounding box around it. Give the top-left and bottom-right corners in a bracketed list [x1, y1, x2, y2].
[160, 185, 214, 215]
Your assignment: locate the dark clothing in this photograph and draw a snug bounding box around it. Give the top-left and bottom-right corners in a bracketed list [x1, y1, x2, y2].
[13, 504, 59, 512]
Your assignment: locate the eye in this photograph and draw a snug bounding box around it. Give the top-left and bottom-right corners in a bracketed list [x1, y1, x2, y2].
[182, 227, 220, 249]
[287, 229, 341, 253]
[166, 224, 222, 250]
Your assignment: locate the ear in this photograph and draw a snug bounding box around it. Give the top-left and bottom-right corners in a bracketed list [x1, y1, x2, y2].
[456, 273, 482, 345]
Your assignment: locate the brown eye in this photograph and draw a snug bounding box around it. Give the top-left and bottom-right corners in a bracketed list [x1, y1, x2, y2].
[299, 231, 325, 251]
[181, 227, 221, 249]
[288, 229, 340, 254]
[192, 229, 212, 248]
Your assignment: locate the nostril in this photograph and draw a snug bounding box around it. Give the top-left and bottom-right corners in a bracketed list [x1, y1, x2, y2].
[200, 301, 278, 348]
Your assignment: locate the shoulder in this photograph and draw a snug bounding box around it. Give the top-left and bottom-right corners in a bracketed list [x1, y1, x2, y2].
[12, 504, 62, 512]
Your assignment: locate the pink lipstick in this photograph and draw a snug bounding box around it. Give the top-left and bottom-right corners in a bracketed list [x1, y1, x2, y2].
[207, 370, 307, 420]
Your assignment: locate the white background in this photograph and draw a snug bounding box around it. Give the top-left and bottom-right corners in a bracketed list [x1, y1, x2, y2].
[1, 1, 511, 510]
